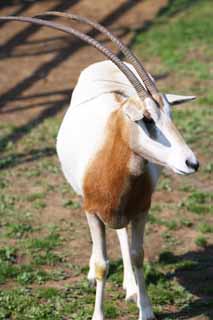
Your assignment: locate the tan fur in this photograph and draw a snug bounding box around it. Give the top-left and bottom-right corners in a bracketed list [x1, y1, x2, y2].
[83, 109, 131, 228]
[95, 264, 107, 280]
[83, 109, 153, 229]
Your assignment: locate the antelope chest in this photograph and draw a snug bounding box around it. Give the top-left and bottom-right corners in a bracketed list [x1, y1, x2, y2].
[83, 110, 153, 229]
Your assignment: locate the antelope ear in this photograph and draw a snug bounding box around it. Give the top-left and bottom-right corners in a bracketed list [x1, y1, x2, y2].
[165, 94, 196, 106]
[122, 97, 144, 121]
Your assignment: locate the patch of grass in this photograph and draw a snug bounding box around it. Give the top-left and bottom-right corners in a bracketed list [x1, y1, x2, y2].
[164, 220, 178, 230]
[32, 199, 46, 209]
[0, 194, 17, 216]
[27, 232, 61, 251]
[135, 0, 212, 80]
[0, 177, 9, 189]
[175, 259, 199, 271]
[173, 107, 212, 149]
[150, 204, 162, 213]
[63, 199, 81, 209]
[108, 259, 123, 285]
[159, 251, 198, 271]
[179, 218, 193, 228]
[35, 287, 60, 299]
[157, 178, 172, 191]
[6, 223, 34, 238]
[198, 223, 213, 234]
[105, 302, 119, 318]
[184, 191, 212, 215]
[148, 212, 158, 224]
[0, 247, 17, 263]
[195, 235, 208, 247]
[159, 251, 179, 264]
[24, 167, 41, 177]
[141, 263, 193, 309]
[26, 192, 45, 202]
[149, 279, 192, 307]
[203, 162, 213, 174]
[0, 260, 50, 285]
[158, 0, 201, 18]
[148, 214, 179, 230]
[179, 185, 195, 192]
[144, 263, 166, 285]
[26, 192, 46, 209]
[0, 262, 17, 284]
[0, 154, 18, 169]
[17, 268, 50, 285]
[33, 251, 63, 266]
[161, 231, 180, 246]
[0, 287, 64, 320]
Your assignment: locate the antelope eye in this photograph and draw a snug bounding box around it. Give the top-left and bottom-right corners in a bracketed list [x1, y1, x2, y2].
[143, 116, 154, 124]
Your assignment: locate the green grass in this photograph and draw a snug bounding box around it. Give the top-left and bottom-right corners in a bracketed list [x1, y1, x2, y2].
[183, 191, 212, 215]
[198, 223, 213, 234]
[63, 199, 81, 209]
[195, 235, 208, 247]
[27, 232, 61, 250]
[135, 0, 212, 80]
[6, 223, 34, 238]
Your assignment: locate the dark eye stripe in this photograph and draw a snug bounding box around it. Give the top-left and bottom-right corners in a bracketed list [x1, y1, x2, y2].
[143, 117, 154, 124]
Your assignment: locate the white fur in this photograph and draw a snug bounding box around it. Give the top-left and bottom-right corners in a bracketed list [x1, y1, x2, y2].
[57, 61, 197, 197]
[131, 216, 154, 320]
[116, 228, 138, 301]
[86, 213, 108, 320]
[57, 61, 135, 195]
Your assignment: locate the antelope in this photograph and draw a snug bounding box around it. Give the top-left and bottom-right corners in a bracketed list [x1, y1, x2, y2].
[0, 13, 199, 320]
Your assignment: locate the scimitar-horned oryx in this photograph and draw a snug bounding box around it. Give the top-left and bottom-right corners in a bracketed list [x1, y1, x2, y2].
[0, 13, 199, 320]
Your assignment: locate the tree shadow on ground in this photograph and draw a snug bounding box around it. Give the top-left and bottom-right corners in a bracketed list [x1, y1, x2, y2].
[157, 0, 201, 19]
[110, 245, 213, 319]
[0, 147, 56, 170]
[0, 0, 143, 166]
[158, 245, 213, 319]
[0, 0, 140, 109]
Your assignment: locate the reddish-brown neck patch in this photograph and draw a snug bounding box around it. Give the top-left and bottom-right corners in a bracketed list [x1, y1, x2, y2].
[83, 109, 132, 227]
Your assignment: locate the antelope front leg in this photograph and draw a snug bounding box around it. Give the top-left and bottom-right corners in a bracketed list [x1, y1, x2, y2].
[131, 215, 155, 320]
[86, 212, 108, 320]
[87, 247, 96, 287]
[116, 228, 137, 302]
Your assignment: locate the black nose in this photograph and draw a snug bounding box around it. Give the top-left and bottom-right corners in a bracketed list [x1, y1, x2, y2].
[185, 159, 199, 171]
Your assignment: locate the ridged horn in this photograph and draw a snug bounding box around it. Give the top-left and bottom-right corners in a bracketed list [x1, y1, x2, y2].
[35, 11, 159, 100]
[0, 15, 149, 101]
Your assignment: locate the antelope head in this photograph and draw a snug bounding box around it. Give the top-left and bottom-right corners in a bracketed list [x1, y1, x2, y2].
[123, 92, 199, 175]
[0, 12, 199, 174]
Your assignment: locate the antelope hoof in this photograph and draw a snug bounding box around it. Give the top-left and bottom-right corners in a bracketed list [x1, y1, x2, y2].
[92, 311, 104, 320]
[139, 306, 155, 320]
[125, 291, 137, 303]
[124, 280, 138, 303]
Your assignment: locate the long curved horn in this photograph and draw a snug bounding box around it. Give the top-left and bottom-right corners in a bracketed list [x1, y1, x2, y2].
[35, 11, 159, 100]
[0, 15, 149, 101]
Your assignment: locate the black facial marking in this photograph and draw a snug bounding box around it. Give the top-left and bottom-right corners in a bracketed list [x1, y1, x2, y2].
[143, 117, 154, 124]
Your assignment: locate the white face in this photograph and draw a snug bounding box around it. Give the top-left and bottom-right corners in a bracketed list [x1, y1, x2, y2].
[128, 95, 199, 175]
